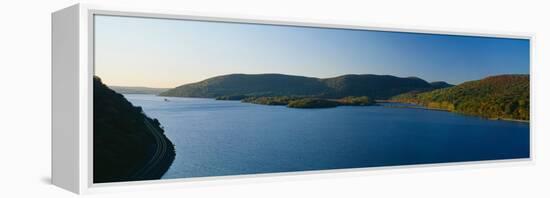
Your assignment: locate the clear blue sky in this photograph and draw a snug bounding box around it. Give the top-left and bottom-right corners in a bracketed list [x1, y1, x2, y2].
[94, 15, 530, 88]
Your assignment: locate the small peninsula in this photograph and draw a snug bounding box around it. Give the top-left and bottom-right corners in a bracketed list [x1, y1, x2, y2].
[238, 96, 374, 108]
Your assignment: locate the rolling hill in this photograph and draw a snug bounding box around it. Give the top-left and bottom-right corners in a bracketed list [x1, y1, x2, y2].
[160, 73, 450, 100]
[391, 74, 529, 120]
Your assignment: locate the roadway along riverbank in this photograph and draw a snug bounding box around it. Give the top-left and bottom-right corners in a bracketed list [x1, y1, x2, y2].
[131, 118, 174, 180]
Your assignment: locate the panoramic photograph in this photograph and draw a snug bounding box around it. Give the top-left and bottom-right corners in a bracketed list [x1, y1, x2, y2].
[92, 15, 530, 183]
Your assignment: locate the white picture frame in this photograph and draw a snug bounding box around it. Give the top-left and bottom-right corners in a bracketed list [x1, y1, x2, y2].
[52, 3, 534, 194]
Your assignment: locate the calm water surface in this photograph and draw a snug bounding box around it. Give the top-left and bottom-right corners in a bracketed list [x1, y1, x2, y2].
[124, 94, 530, 179]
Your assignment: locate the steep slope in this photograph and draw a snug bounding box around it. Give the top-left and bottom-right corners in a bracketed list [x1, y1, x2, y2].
[94, 76, 175, 183]
[392, 74, 529, 120]
[160, 73, 443, 99]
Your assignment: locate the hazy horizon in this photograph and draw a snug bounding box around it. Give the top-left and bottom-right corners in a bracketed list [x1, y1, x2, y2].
[94, 15, 529, 88]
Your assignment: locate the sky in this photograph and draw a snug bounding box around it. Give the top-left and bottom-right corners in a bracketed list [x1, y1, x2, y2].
[94, 15, 530, 88]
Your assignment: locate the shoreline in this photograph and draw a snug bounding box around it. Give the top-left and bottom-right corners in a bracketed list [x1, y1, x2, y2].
[127, 118, 176, 182]
[94, 77, 176, 184]
[149, 95, 530, 123]
[378, 103, 449, 112]
[378, 100, 530, 123]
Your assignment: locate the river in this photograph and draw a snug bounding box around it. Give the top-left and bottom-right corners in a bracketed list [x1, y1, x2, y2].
[124, 94, 530, 179]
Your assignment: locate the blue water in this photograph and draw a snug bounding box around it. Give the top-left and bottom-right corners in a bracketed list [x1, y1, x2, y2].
[124, 94, 530, 179]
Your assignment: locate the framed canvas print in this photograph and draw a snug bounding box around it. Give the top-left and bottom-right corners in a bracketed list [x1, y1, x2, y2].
[52, 4, 532, 194]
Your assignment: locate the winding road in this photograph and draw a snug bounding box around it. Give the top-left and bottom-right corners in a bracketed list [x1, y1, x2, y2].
[131, 118, 170, 179]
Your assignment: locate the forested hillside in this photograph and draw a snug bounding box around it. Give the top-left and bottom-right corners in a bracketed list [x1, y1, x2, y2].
[391, 75, 529, 120]
[94, 76, 175, 183]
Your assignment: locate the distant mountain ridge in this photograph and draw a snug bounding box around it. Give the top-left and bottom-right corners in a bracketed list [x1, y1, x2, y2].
[160, 73, 451, 99]
[109, 86, 169, 95]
